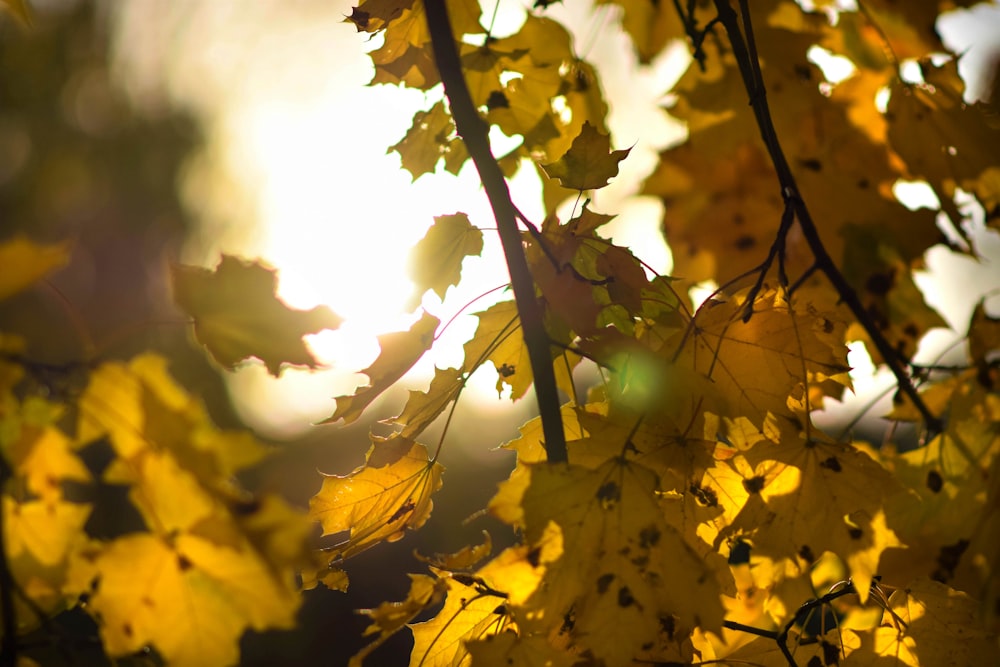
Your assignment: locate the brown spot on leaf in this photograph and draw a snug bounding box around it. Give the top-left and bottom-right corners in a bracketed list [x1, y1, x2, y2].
[596, 481, 621, 505]
[734, 234, 756, 250]
[177, 554, 193, 572]
[903, 323, 919, 338]
[848, 526, 863, 540]
[865, 269, 896, 296]
[932, 539, 969, 582]
[123, 623, 134, 638]
[819, 456, 842, 472]
[660, 615, 676, 639]
[857, 178, 870, 189]
[596, 573, 615, 594]
[799, 545, 815, 563]
[794, 64, 813, 81]
[618, 585, 635, 608]
[639, 525, 661, 548]
[743, 476, 765, 494]
[527, 546, 542, 567]
[497, 363, 515, 378]
[926, 470, 943, 493]
[799, 158, 822, 171]
[690, 482, 718, 507]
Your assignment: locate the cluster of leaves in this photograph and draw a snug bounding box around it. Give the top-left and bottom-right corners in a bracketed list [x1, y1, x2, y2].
[1, 0, 999, 666]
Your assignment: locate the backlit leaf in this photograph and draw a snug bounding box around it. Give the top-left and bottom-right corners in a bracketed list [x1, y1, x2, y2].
[541, 121, 631, 191]
[172, 255, 343, 375]
[309, 435, 443, 561]
[492, 457, 723, 664]
[324, 310, 440, 424]
[68, 532, 300, 667]
[0, 234, 70, 301]
[408, 573, 510, 667]
[407, 212, 483, 307]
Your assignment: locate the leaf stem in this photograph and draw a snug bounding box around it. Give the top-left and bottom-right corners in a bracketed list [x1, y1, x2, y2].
[709, 0, 942, 437]
[424, 0, 568, 463]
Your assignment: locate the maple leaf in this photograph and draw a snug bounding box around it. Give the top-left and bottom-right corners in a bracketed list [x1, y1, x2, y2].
[386, 366, 465, 439]
[465, 632, 579, 667]
[389, 101, 465, 180]
[541, 121, 631, 190]
[171, 255, 342, 375]
[408, 573, 511, 667]
[350, 573, 447, 667]
[491, 457, 723, 664]
[722, 436, 903, 603]
[0, 234, 71, 301]
[78, 354, 269, 481]
[406, 212, 483, 307]
[668, 288, 851, 437]
[323, 310, 439, 423]
[4, 496, 90, 568]
[849, 578, 996, 666]
[2, 400, 90, 503]
[66, 532, 300, 667]
[309, 435, 443, 561]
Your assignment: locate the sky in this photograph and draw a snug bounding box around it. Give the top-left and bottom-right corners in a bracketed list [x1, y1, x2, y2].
[105, 0, 1000, 439]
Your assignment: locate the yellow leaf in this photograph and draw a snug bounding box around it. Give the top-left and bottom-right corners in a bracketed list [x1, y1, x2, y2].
[417, 530, 492, 571]
[463, 300, 532, 400]
[78, 354, 268, 479]
[465, 632, 579, 667]
[724, 437, 902, 603]
[857, 578, 996, 666]
[388, 366, 465, 439]
[0, 0, 32, 25]
[4, 497, 90, 567]
[541, 121, 631, 191]
[597, 0, 686, 63]
[71, 532, 299, 667]
[493, 458, 723, 664]
[172, 255, 343, 375]
[324, 310, 440, 423]
[408, 574, 510, 667]
[669, 289, 851, 436]
[406, 212, 483, 306]
[309, 435, 443, 560]
[0, 235, 71, 301]
[3, 410, 90, 503]
[389, 101, 462, 180]
[349, 573, 447, 667]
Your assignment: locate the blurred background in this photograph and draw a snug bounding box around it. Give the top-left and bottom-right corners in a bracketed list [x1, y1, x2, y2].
[2, 0, 999, 664]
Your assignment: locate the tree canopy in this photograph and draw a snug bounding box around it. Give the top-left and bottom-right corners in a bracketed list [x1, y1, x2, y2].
[1, 0, 999, 666]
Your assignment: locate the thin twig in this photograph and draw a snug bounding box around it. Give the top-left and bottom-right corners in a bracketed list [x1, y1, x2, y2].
[709, 0, 942, 437]
[424, 0, 568, 463]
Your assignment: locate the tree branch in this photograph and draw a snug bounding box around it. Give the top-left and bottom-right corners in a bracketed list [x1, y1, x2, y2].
[0, 456, 19, 667]
[709, 0, 942, 437]
[423, 0, 568, 463]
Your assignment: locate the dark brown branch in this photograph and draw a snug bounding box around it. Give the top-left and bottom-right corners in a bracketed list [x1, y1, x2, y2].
[0, 457, 19, 667]
[423, 0, 568, 463]
[710, 0, 942, 437]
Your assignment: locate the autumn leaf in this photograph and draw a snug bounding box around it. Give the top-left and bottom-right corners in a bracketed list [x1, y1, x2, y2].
[0, 234, 71, 301]
[492, 457, 723, 664]
[309, 435, 443, 561]
[350, 573, 447, 667]
[323, 310, 440, 424]
[408, 573, 511, 667]
[78, 354, 269, 481]
[853, 578, 996, 666]
[386, 366, 465, 439]
[66, 532, 300, 667]
[541, 121, 631, 190]
[0, 0, 32, 25]
[172, 255, 343, 375]
[389, 101, 466, 180]
[406, 212, 483, 307]
[465, 632, 579, 667]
